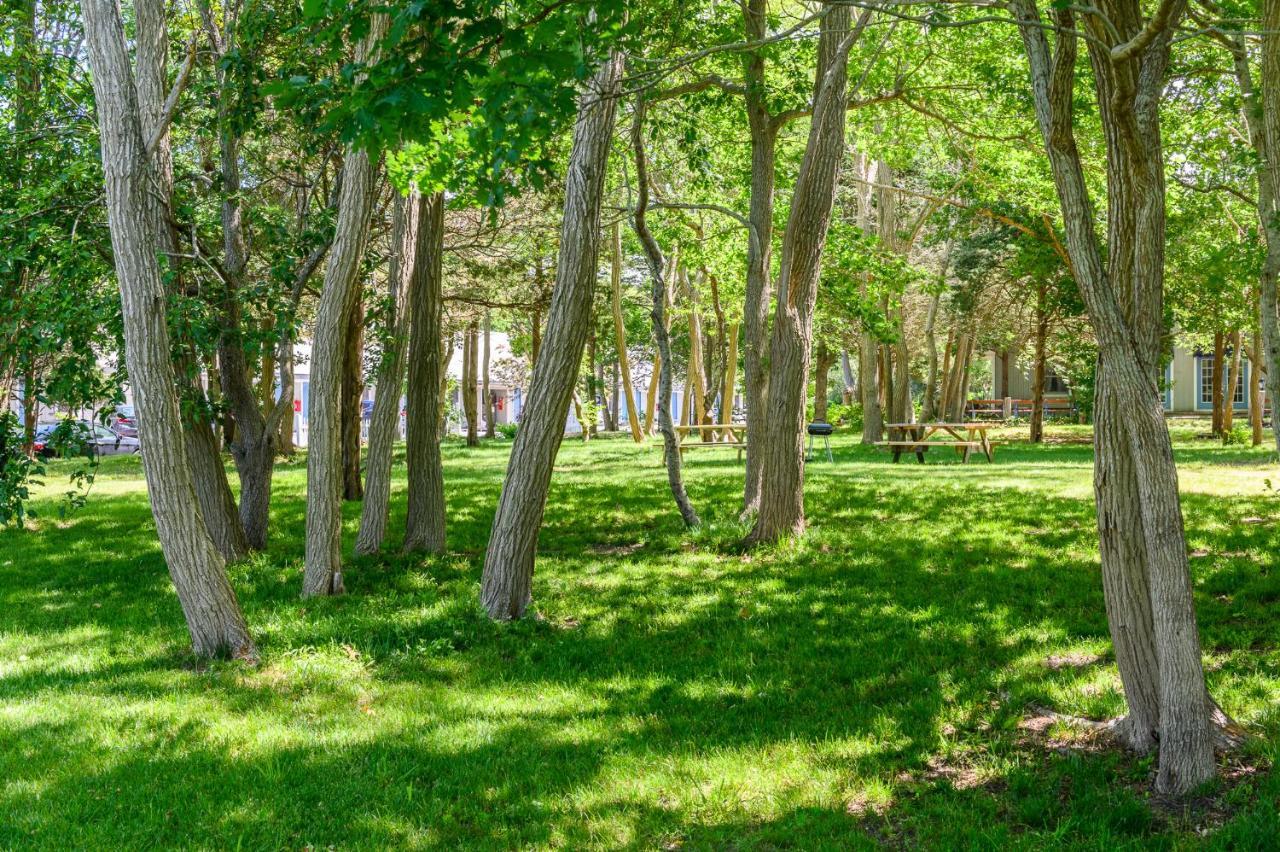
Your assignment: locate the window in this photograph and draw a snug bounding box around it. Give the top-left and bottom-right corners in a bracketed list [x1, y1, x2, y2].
[1043, 370, 1067, 394]
[1197, 356, 1247, 409]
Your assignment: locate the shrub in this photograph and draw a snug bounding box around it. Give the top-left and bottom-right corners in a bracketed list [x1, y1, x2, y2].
[497, 422, 518, 440]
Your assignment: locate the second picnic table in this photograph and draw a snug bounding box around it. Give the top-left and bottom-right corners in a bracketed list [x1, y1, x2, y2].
[673, 424, 747, 462]
[875, 422, 996, 463]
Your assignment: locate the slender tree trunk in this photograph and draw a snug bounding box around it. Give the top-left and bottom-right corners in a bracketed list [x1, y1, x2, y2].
[840, 349, 855, 406]
[740, 0, 779, 515]
[301, 16, 385, 597]
[341, 295, 365, 500]
[480, 53, 624, 620]
[81, 0, 254, 658]
[356, 191, 420, 554]
[1224, 330, 1242, 435]
[723, 323, 740, 424]
[1251, 327, 1264, 446]
[403, 192, 447, 554]
[483, 313, 495, 439]
[813, 341, 836, 422]
[463, 320, 480, 447]
[860, 336, 882, 441]
[1031, 283, 1048, 442]
[921, 295, 941, 422]
[632, 97, 699, 527]
[644, 350, 661, 433]
[611, 223, 645, 442]
[1212, 330, 1226, 436]
[750, 4, 858, 541]
[278, 344, 295, 455]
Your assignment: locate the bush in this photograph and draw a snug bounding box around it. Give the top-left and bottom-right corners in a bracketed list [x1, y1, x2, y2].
[496, 422, 518, 440]
[825, 402, 863, 429]
[1222, 424, 1249, 446]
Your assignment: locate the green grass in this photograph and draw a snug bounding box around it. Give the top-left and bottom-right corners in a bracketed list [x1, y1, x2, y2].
[2, 420, 1280, 849]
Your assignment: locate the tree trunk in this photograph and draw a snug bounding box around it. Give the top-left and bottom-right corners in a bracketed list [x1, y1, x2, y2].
[859, 335, 882, 442]
[632, 96, 699, 528]
[483, 313, 495, 439]
[1015, 0, 1217, 794]
[814, 341, 836, 422]
[356, 191, 420, 555]
[1212, 330, 1226, 436]
[341, 295, 365, 500]
[840, 349, 855, 406]
[723, 323, 740, 424]
[740, 0, 780, 515]
[1224, 330, 1242, 435]
[463, 320, 480, 447]
[611, 223, 645, 442]
[278, 344, 295, 455]
[81, 0, 254, 658]
[1251, 327, 1264, 446]
[750, 4, 857, 542]
[403, 192, 447, 554]
[920, 296, 941, 422]
[644, 350, 661, 433]
[1031, 283, 1049, 443]
[301, 16, 385, 597]
[480, 52, 624, 620]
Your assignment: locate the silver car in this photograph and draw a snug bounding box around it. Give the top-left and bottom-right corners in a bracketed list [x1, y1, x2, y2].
[34, 421, 141, 458]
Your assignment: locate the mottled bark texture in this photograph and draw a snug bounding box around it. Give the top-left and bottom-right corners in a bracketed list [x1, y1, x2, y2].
[480, 53, 624, 619]
[341, 295, 365, 500]
[356, 191, 420, 554]
[1014, 0, 1217, 794]
[403, 192, 448, 554]
[749, 4, 858, 542]
[302, 16, 386, 597]
[611, 223, 645, 442]
[633, 97, 700, 528]
[81, 0, 254, 657]
[463, 321, 480, 446]
[483, 313, 495, 439]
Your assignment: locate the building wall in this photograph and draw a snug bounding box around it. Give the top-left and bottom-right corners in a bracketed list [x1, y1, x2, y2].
[1165, 347, 1251, 414]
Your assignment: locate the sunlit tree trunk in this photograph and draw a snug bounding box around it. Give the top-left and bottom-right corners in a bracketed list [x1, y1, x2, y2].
[480, 53, 624, 619]
[1224, 330, 1242, 435]
[483, 313, 495, 439]
[341, 295, 365, 501]
[1212, 330, 1226, 436]
[463, 320, 480, 447]
[356, 191, 419, 554]
[301, 17, 385, 597]
[81, 0, 254, 657]
[611, 224, 645, 442]
[1014, 0, 1217, 794]
[1030, 282, 1048, 443]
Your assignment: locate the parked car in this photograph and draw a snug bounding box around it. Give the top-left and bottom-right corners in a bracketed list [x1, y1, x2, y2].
[109, 405, 140, 438]
[33, 421, 141, 459]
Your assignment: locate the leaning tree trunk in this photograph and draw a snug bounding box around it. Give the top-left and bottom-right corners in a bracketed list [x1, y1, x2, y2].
[301, 16, 385, 597]
[1015, 0, 1217, 794]
[750, 4, 857, 542]
[81, 0, 254, 658]
[633, 96, 699, 527]
[463, 321, 480, 447]
[403, 192, 447, 554]
[135, 0, 249, 561]
[1261, 0, 1280, 453]
[1224, 330, 1242, 435]
[611, 223, 645, 442]
[480, 52, 624, 620]
[356, 191, 420, 554]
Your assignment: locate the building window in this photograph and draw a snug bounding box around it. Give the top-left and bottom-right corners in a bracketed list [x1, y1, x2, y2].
[1043, 370, 1067, 394]
[1197, 355, 1247, 409]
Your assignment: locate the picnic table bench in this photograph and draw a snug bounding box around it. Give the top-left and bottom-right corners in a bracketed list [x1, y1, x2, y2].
[874, 422, 996, 463]
[673, 424, 747, 462]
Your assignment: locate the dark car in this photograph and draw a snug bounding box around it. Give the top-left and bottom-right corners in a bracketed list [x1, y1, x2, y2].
[33, 421, 141, 459]
[109, 405, 140, 438]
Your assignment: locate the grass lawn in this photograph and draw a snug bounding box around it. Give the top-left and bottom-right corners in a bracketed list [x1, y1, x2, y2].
[2, 419, 1280, 849]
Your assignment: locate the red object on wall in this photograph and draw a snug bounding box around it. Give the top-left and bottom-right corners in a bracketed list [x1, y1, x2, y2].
[496, 397, 504, 411]
[294, 398, 302, 413]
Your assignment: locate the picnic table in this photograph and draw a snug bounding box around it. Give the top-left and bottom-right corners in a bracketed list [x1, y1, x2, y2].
[673, 424, 747, 462]
[874, 422, 996, 464]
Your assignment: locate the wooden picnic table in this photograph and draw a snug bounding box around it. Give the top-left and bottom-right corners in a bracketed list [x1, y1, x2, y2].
[672, 424, 747, 461]
[875, 422, 995, 464]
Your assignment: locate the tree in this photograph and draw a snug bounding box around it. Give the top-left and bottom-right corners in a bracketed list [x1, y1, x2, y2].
[749, 4, 860, 542]
[356, 190, 420, 554]
[1012, 0, 1221, 794]
[480, 52, 625, 620]
[302, 17, 386, 598]
[80, 0, 253, 658]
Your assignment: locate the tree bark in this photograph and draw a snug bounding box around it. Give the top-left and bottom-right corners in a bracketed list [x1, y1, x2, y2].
[1251, 327, 1264, 446]
[403, 192, 447, 554]
[480, 52, 624, 620]
[921, 294, 941, 422]
[483, 312, 495, 439]
[814, 341, 836, 422]
[341, 294, 365, 500]
[1031, 283, 1049, 443]
[356, 191, 420, 554]
[301, 16, 385, 597]
[1224, 330, 1242, 435]
[632, 97, 700, 528]
[723, 323, 740, 424]
[1014, 0, 1217, 794]
[840, 349, 855, 406]
[81, 0, 254, 658]
[1212, 330, 1226, 436]
[463, 320, 480, 446]
[750, 4, 858, 542]
[740, 0, 779, 514]
[611, 223, 645, 442]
